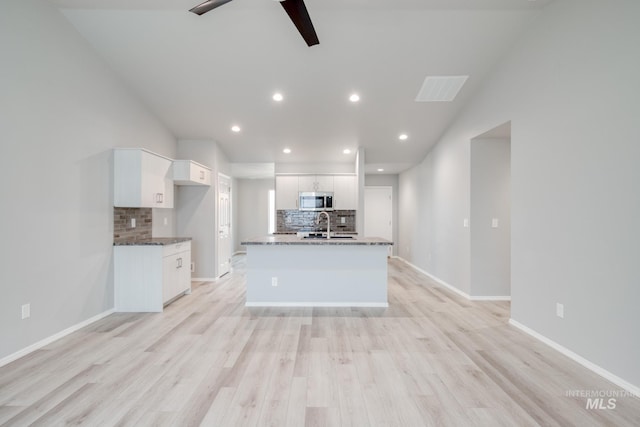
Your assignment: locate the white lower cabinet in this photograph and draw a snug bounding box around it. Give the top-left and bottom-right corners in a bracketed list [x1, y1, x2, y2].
[161, 243, 192, 304]
[114, 241, 191, 312]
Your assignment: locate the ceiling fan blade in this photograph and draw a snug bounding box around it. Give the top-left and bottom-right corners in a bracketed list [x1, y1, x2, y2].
[279, 0, 320, 47]
[189, 0, 233, 16]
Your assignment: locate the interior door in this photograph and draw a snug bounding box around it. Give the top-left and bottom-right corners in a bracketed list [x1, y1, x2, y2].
[364, 186, 393, 256]
[218, 174, 232, 277]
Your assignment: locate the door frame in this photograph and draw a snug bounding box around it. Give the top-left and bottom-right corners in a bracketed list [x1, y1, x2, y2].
[364, 185, 393, 256]
[217, 173, 232, 277]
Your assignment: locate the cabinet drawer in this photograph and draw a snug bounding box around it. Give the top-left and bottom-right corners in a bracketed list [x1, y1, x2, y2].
[163, 241, 191, 257]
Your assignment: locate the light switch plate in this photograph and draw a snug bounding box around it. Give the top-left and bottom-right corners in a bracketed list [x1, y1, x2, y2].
[463, 219, 469, 228]
[21, 303, 30, 319]
[556, 303, 564, 318]
[492, 218, 499, 228]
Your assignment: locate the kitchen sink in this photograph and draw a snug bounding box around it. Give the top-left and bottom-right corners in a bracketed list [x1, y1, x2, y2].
[302, 235, 354, 239]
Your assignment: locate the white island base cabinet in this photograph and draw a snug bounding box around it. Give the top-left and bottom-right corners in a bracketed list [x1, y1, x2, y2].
[245, 244, 389, 307]
[114, 241, 191, 312]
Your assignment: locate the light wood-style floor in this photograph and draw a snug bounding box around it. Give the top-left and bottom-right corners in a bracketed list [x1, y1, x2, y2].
[1, 256, 639, 426]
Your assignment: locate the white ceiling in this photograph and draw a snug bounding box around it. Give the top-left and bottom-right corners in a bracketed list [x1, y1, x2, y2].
[51, 0, 552, 174]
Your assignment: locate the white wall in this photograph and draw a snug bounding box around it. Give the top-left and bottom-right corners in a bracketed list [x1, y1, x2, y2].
[399, 0, 640, 387]
[470, 138, 511, 297]
[235, 178, 275, 252]
[399, 133, 472, 294]
[0, 0, 177, 361]
[176, 140, 230, 280]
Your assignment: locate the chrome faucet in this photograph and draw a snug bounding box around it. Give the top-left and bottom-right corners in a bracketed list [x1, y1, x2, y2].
[316, 211, 331, 239]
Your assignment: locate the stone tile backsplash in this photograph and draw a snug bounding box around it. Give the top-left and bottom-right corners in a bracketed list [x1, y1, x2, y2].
[277, 210, 356, 233]
[114, 207, 152, 243]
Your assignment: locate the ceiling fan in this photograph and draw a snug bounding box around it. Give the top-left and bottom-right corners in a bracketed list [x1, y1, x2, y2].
[189, 0, 319, 47]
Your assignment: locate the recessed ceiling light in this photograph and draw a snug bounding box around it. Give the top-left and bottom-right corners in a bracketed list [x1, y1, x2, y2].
[283, 148, 291, 154]
[231, 125, 241, 132]
[377, 168, 384, 172]
[349, 93, 360, 103]
[343, 149, 351, 154]
[272, 92, 284, 102]
[398, 133, 408, 141]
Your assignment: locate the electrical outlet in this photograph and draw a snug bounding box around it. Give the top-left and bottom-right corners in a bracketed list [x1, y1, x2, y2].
[21, 303, 30, 319]
[492, 218, 499, 228]
[131, 218, 136, 228]
[556, 303, 564, 318]
[463, 218, 469, 228]
[341, 217, 346, 224]
[271, 277, 278, 287]
[164, 217, 168, 226]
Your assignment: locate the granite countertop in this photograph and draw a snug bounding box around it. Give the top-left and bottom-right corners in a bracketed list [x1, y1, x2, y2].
[241, 235, 392, 246]
[113, 237, 192, 246]
[273, 231, 358, 235]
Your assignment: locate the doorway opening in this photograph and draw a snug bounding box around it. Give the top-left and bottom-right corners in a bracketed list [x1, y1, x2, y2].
[470, 121, 511, 299]
[364, 186, 393, 256]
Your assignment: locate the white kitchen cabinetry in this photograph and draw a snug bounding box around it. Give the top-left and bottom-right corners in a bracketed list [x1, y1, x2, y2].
[173, 160, 211, 186]
[333, 175, 357, 210]
[298, 175, 334, 192]
[114, 241, 191, 312]
[114, 148, 174, 208]
[276, 176, 299, 210]
[162, 242, 192, 303]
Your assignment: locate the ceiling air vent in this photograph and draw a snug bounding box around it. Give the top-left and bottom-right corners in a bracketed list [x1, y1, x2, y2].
[415, 75, 469, 102]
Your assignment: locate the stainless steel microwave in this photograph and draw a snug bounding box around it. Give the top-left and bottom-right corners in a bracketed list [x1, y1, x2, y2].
[299, 192, 334, 211]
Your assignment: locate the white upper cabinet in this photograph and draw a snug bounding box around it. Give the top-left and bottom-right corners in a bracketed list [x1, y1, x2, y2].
[114, 148, 174, 209]
[298, 175, 334, 192]
[173, 160, 211, 186]
[333, 175, 357, 210]
[276, 174, 357, 211]
[275, 176, 299, 210]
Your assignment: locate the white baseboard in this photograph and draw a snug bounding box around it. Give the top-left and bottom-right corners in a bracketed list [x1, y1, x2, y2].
[0, 308, 115, 368]
[395, 257, 510, 301]
[245, 302, 389, 308]
[470, 295, 511, 301]
[509, 319, 640, 398]
[395, 257, 472, 299]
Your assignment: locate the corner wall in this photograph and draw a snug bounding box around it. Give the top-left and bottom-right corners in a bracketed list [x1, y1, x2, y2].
[399, 0, 640, 387]
[176, 140, 230, 279]
[0, 0, 176, 361]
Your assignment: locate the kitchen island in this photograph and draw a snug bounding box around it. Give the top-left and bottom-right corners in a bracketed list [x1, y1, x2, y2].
[241, 235, 393, 307]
